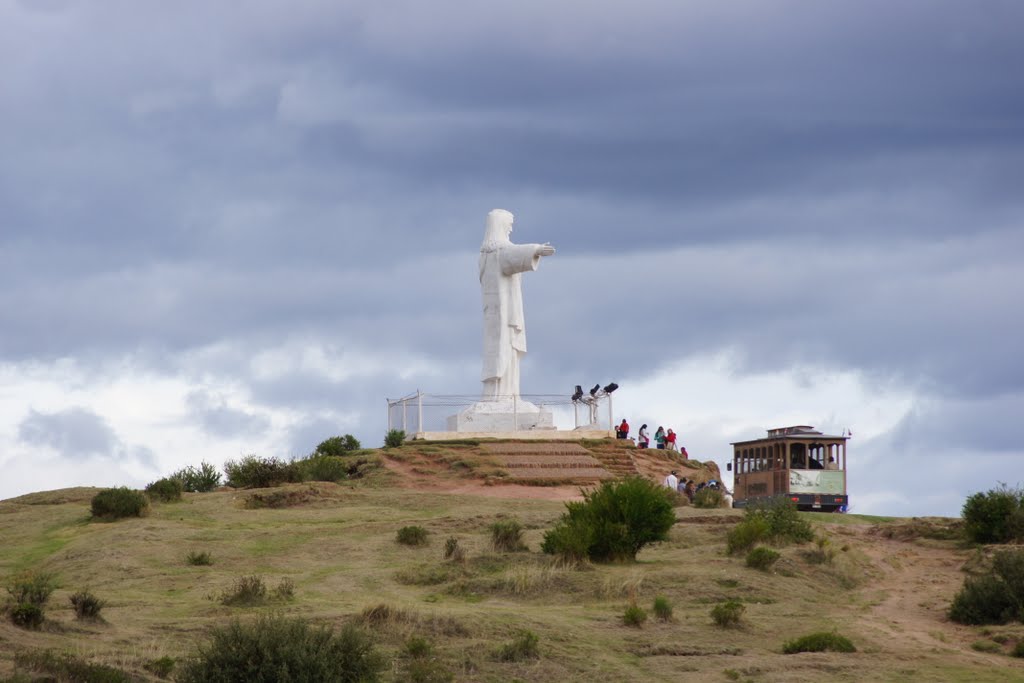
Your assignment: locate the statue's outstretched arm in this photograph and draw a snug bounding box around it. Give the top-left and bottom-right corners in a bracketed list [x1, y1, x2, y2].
[535, 243, 555, 257]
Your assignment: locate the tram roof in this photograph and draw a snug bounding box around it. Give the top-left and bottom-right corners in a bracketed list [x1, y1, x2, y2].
[731, 425, 848, 446]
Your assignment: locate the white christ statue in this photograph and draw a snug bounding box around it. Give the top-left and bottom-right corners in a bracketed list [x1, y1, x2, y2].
[478, 208, 555, 401]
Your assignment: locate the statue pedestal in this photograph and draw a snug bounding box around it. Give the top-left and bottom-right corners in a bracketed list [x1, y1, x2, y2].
[446, 398, 554, 433]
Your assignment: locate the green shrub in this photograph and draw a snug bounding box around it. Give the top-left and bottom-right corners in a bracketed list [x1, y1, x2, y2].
[224, 454, 302, 488]
[145, 477, 183, 502]
[6, 570, 57, 606]
[1012, 640, 1024, 658]
[949, 575, 1016, 625]
[143, 656, 176, 679]
[220, 575, 268, 606]
[726, 517, 769, 555]
[728, 498, 812, 554]
[385, 429, 406, 448]
[496, 629, 540, 662]
[693, 488, 724, 509]
[401, 637, 453, 683]
[962, 485, 1024, 544]
[539, 518, 591, 564]
[9, 603, 44, 629]
[711, 600, 745, 628]
[170, 462, 222, 492]
[14, 650, 131, 683]
[746, 546, 781, 571]
[541, 477, 675, 563]
[300, 454, 349, 483]
[443, 537, 462, 561]
[315, 435, 362, 456]
[177, 614, 384, 683]
[274, 578, 296, 601]
[70, 590, 105, 620]
[971, 639, 1001, 652]
[949, 548, 1024, 625]
[652, 595, 673, 621]
[90, 487, 149, 519]
[782, 631, 856, 654]
[804, 536, 835, 565]
[397, 526, 430, 546]
[490, 520, 527, 552]
[623, 604, 647, 627]
[186, 550, 213, 566]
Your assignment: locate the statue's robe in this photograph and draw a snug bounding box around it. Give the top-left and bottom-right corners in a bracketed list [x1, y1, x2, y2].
[479, 242, 543, 400]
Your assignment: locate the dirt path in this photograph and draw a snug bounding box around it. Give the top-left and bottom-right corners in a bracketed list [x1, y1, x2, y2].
[847, 527, 1014, 668]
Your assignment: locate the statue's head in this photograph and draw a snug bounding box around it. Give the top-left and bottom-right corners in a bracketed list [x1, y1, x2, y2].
[481, 209, 514, 250]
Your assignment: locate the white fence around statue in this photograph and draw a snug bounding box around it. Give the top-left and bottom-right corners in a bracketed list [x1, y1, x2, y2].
[386, 392, 615, 435]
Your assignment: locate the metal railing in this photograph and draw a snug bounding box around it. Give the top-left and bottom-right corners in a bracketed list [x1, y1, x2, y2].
[386, 391, 615, 434]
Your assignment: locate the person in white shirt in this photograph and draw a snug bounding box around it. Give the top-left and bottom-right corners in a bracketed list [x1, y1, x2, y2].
[663, 470, 678, 490]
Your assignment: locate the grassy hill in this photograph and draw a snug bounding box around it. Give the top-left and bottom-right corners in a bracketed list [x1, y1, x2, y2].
[1, 448, 1022, 682]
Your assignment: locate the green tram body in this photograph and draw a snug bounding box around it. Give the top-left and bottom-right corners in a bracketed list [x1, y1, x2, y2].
[730, 425, 849, 513]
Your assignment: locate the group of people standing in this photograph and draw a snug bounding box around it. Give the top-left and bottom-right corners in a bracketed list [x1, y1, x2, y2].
[616, 419, 687, 458]
[663, 470, 732, 506]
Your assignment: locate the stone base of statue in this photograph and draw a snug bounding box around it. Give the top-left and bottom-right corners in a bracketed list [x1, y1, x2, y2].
[446, 398, 554, 433]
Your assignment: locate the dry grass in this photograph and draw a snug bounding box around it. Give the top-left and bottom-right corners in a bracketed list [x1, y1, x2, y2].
[0, 475, 1016, 683]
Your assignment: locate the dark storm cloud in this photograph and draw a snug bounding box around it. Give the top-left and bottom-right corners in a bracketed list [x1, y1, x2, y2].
[1, 1, 1023, 512]
[18, 407, 118, 457]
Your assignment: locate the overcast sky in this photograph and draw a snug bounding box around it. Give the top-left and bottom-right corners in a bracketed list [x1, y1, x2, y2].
[2, 0, 1021, 516]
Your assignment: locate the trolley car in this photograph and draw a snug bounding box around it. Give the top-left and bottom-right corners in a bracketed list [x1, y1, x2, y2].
[729, 425, 848, 512]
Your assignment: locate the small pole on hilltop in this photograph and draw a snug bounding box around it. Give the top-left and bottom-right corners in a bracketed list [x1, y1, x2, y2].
[608, 392, 614, 432]
[387, 399, 392, 432]
[402, 398, 407, 433]
[417, 390, 423, 435]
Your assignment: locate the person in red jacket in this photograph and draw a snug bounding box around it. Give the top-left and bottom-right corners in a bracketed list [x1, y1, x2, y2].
[617, 419, 629, 439]
[666, 429, 677, 451]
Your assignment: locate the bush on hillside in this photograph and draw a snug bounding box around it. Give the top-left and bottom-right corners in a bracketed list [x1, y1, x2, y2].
[14, 650, 131, 683]
[385, 429, 406, 448]
[186, 550, 213, 566]
[6, 570, 57, 607]
[300, 454, 350, 483]
[70, 590, 105, 620]
[10, 603, 44, 629]
[727, 498, 812, 555]
[401, 637, 453, 683]
[541, 477, 675, 563]
[171, 462, 222, 492]
[782, 631, 856, 654]
[622, 604, 647, 627]
[91, 487, 149, 520]
[652, 596, 673, 621]
[949, 548, 1024, 625]
[145, 477, 183, 502]
[496, 629, 540, 662]
[315, 435, 362, 456]
[143, 656, 176, 679]
[219, 576, 267, 606]
[693, 488, 724, 509]
[397, 526, 429, 546]
[962, 485, 1024, 544]
[710, 600, 745, 628]
[177, 614, 384, 683]
[746, 546, 781, 571]
[223, 455, 302, 489]
[726, 517, 769, 555]
[490, 520, 527, 552]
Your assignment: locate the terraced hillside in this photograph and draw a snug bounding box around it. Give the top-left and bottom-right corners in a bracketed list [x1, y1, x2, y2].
[380, 437, 720, 489]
